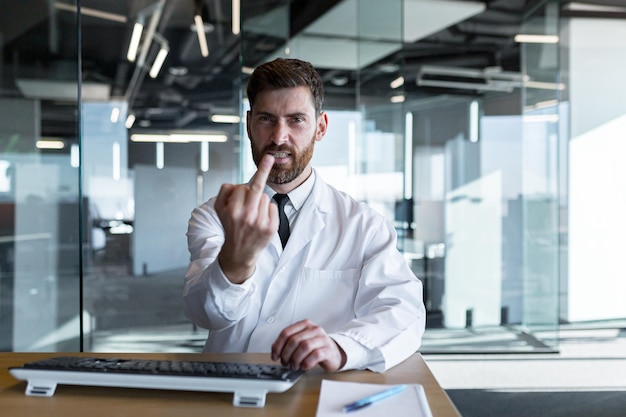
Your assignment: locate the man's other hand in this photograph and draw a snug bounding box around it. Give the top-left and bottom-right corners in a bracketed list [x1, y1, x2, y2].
[271, 319, 347, 372]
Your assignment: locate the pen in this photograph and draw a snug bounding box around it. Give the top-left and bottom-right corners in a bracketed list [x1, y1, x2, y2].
[342, 384, 408, 413]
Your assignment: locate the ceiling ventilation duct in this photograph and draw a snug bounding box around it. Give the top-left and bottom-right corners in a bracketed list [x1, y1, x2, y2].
[416, 65, 527, 92]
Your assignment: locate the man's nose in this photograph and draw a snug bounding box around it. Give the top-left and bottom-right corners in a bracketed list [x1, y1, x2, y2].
[271, 120, 289, 144]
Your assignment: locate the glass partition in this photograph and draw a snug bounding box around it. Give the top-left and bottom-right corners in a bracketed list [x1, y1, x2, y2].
[1, 0, 568, 354]
[519, 0, 561, 350]
[81, 0, 242, 352]
[0, 0, 81, 351]
[409, 0, 562, 353]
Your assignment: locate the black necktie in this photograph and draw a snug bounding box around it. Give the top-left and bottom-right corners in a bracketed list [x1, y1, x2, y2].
[273, 193, 290, 248]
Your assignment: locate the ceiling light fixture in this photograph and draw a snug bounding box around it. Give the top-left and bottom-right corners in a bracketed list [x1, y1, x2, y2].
[211, 115, 241, 123]
[524, 80, 566, 91]
[110, 107, 120, 123]
[54, 2, 127, 23]
[127, 19, 144, 62]
[562, 2, 626, 14]
[126, 1, 165, 64]
[390, 76, 405, 89]
[232, 0, 240, 35]
[125, 114, 136, 129]
[200, 141, 210, 172]
[168, 66, 189, 76]
[36, 139, 65, 150]
[416, 65, 530, 93]
[149, 47, 169, 78]
[130, 133, 228, 143]
[514, 34, 559, 44]
[194, 14, 210, 57]
[156, 142, 164, 169]
[149, 33, 169, 78]
[469, 100, 480, 143]
[124, 0, 165, 103]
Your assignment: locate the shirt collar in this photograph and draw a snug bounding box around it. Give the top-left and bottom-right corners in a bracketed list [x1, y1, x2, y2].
[264, 170, 316, 212]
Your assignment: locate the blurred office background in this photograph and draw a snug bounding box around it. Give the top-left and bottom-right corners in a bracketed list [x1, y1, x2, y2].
[0, 0, 625, 360]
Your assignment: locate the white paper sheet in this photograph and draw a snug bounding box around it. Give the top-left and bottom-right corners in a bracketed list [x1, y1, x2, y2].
[315, 380, 433, 417]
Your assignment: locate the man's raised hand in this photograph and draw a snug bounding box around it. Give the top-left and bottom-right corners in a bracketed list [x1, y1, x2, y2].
[214, 154, 279, 283]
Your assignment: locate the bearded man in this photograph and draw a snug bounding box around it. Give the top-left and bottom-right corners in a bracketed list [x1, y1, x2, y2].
[183, 58, 426, 373]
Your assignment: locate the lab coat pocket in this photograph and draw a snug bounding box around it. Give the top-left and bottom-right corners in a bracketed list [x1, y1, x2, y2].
[294, 268, 360, 331]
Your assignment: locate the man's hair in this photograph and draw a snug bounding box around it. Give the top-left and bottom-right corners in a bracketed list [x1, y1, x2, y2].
[246, 58, 324, 116]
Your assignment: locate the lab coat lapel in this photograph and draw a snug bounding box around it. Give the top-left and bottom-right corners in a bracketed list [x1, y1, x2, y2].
[275, 172, 330, 268]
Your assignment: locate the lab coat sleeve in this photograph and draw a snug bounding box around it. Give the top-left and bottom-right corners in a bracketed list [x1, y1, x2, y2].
[183, 200, 256, 331]
[330, 215, 426, 373]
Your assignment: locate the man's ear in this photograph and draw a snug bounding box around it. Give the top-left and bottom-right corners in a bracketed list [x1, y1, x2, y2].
[315, 111, 328, 142]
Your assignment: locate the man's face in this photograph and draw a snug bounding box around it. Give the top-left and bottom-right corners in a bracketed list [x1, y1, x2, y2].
[247, 86, 327, 189]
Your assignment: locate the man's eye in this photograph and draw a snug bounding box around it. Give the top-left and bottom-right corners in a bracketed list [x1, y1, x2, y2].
[292, 117, 304, 123]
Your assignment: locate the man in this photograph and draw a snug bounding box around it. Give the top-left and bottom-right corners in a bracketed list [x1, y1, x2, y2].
[183, 58, 425, 373]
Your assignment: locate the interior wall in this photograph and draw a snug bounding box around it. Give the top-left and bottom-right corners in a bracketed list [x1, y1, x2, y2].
[566, 17, 626, 322]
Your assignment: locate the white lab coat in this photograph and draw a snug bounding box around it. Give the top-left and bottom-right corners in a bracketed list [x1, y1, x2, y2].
[183, 171, 426, 372]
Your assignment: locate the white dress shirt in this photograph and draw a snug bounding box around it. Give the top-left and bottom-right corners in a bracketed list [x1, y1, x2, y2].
[183, 170, 426, 372]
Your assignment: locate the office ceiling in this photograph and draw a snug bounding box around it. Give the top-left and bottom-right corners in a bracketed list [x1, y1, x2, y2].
[2, 0, 625, 137]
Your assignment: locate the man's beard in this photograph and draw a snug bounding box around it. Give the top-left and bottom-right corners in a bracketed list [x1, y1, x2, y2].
[251, 134, 316, 184]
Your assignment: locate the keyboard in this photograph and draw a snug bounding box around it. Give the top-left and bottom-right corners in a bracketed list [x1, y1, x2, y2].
[9, 356, 304, 407]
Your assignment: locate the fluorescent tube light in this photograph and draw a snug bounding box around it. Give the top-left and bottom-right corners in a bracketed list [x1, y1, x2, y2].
[110, 107, 120, 123]
[514, 34, 559, 44]
[194, 15, 209, 57]
[527, 99, 559, 111]
[127, 22, 144, 62]
[169, 133, 227, 142]
[211, 114, 241, 123]
[524, 80, 566, 91]
[404, 112, 413, 200]
[36, 140, 65, 149]
[131, 134, 169, 142]
[156, 142, 164, 169]
[469, 100, 479, 143]
[71, 144, 79, 167]
[149, 47, 169, 78]
[232, 0, 240, 35]
[201, 141, 209, 172]
[125, 114, 136, 129]
[130, 133, 228, 143]
[390, 95, 405, 103]
[54, 2, 127, 23]
[390, 76, 405, 89]
[563, 2, 626, 13]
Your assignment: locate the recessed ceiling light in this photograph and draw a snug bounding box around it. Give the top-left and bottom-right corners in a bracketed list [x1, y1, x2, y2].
[168, 66, 188, 76]
[330, 76, 349, 86]
[378, 63, 400, 73]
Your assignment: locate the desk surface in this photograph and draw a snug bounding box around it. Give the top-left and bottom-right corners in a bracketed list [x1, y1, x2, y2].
[0, 352, 460, 417]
